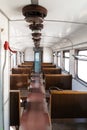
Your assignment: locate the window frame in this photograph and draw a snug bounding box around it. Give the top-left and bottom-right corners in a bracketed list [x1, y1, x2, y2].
[53, 52, 56, 64]
[57, 51, 61, 67]
[63, 50, 70, 72]
[75, 49, 87, 84]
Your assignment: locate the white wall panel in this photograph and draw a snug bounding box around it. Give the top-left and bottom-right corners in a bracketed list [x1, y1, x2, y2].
[0, 11, 9, 130]
[24, 47, 34, 61]
[43, 47, 53, 63]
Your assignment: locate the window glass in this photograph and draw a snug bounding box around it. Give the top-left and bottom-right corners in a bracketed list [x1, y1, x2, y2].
[53, 52, 56, 64]
[57, 52, 60, 66]
[65, 52, 69, 57]
[13, 54, 16, 66]
[77, 50, 87, 83]
[64, 51, 69, 72]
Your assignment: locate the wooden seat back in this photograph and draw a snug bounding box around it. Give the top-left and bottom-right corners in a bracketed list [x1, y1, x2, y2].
[10, 90, 20, 126]
[45, 74, 72, 90]
[42, 65, 56, 71]
[18, 64, 33, 69]
[42, 64, 56, 68]
[41, 63, 52, 65]
[50, 90, 87, 118]
[10, 74, 29, 90]
[43, 68, 61, 74]
[24, 61, 34, 64]
[12, 68, 31, 79]
[22, 61, 34, 66]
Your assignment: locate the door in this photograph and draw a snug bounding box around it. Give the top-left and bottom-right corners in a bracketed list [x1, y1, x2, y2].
[34, 51, 41, 73]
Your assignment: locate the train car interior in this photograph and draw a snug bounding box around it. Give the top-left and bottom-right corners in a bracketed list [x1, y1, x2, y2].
[0, 0, 87, 130]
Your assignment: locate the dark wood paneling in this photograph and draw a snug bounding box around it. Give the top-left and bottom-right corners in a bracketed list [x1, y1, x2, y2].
[50, 90, 87, 118]
[45, 74, 72, 90]
[10, 91, 20, 126]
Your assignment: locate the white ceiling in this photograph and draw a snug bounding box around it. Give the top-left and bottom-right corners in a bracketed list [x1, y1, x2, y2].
[1, 0, 87, 50]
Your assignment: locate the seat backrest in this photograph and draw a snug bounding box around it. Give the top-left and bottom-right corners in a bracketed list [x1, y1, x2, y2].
[10, 74, 29, 90]
[43, 68, 61, 74]
[42, 64, 56, 68]
[10, 90, 20, 126]
[22, 61, 34, 66]
[12, 68, 31, 79]
[45, 74, 72, 90]
[50, 90, 87, 118]
[18, 64, 33, 69]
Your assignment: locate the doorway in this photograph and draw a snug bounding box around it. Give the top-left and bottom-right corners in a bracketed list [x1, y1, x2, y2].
[34, 51, 42, 73]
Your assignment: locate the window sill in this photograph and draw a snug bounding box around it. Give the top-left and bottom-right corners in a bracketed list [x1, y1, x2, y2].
[74, 77, 87, 87]
[62, 70, 70, 74]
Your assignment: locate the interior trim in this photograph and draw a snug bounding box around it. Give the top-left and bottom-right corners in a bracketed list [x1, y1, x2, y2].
[31, 0, 39, 5]
[0, 9, 9, 20]
[10, 18, 87, 25]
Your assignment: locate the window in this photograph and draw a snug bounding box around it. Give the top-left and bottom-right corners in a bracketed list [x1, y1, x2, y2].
[13, 53, 17, 66]
[10, 53, 17, 68]
[77, 50, 87, 83]
[53, 52, 56, 64]
[63, 51, 70, 72]
[57, 52, 61, 67]
[53, 52, 56, 56]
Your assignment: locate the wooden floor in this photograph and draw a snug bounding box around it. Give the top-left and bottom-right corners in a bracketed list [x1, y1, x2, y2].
[52, 123, 87, 130]
[52, 119, 87, 130]
[20, 72, 51, 130]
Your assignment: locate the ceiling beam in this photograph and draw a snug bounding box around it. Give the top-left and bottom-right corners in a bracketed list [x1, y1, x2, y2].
[45, 19, 87, 25]
[0, 9, 10, 20]
[10, 19, 87, 26]
[31, 0, 39, 5]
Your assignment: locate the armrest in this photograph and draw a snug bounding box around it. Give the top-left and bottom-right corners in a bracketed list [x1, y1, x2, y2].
[49, 86, 63, 93]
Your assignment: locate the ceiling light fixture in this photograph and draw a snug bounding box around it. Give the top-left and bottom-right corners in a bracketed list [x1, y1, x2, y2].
[22, 4, 47, 24]
[22, 4, 47, 48]
[32, 33, 41, 39]
[29, 24, 43, 31]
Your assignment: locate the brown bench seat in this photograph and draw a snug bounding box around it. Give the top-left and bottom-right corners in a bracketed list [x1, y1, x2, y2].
[42, 68, 61, 78]
[22, 61, 34, 66]
[10, 90, 20, 126]
[18, 64, 33, 69]
[10, 74, 30, 90]
[41, 63, 52, 65]
[24, 61, 34, 64]
[12, 68, 31, 79]
[42, 64, 56, 68]
[50, 90, 87, 119]
[45, 74, 72, 90]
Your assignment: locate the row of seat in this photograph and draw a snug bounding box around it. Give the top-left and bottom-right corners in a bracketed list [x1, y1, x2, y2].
[10, 61, 34, 90]
[10, 62, 53, 128]
[10, 61, 34, 128]
[40, 63, 87, 120]
[10, 62, 65, 90]
[10, 62, 87, 125]
[41, 63, 72, 90]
